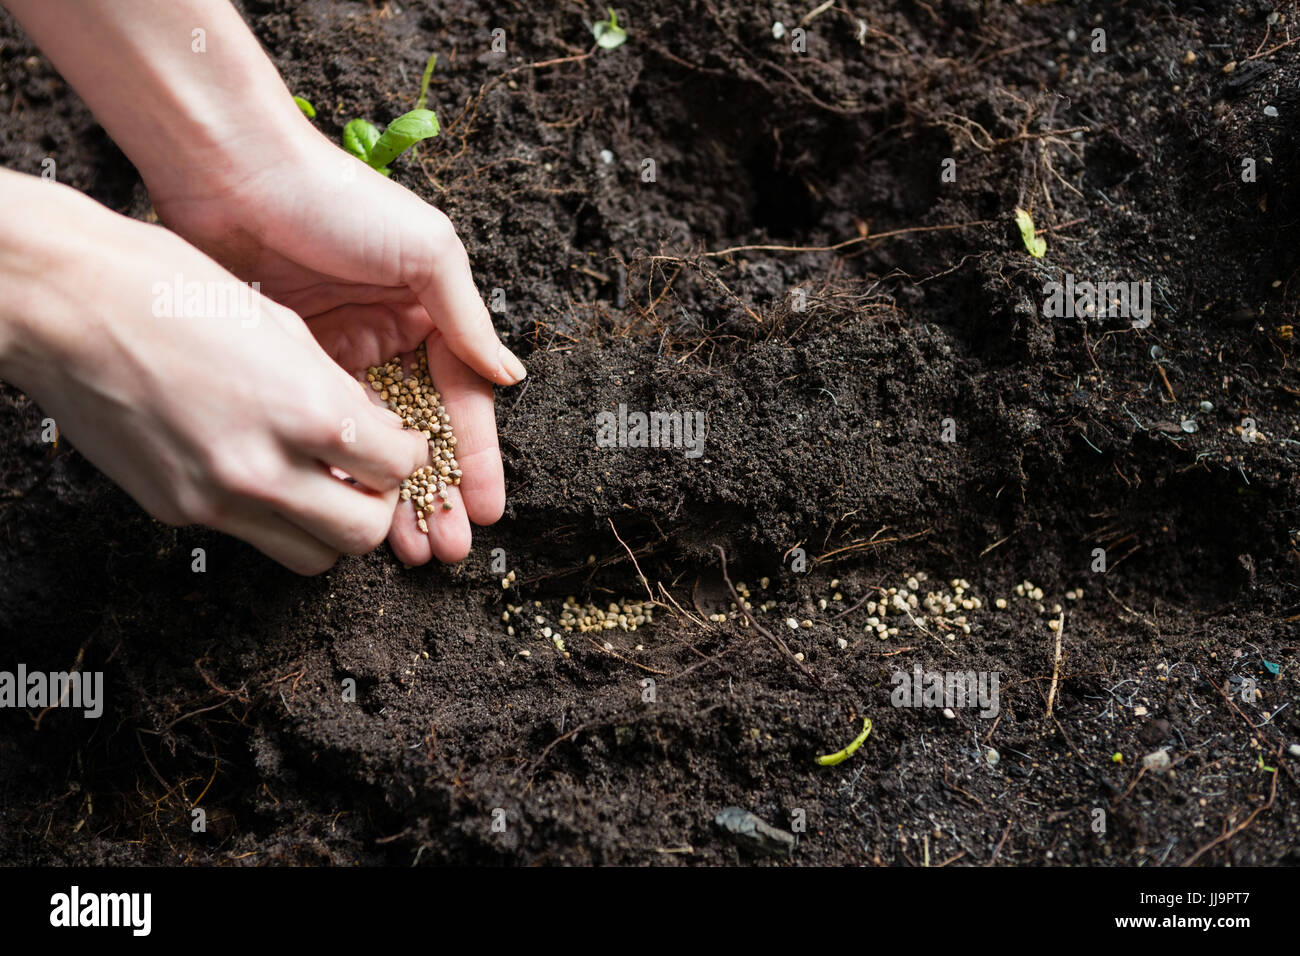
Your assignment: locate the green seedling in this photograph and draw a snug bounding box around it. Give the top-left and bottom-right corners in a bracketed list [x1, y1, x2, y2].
[343, 109, 439, 175]
[341, 53, 441, 175]
[593, 8, 628, 49]
[1014, 207, 1046, 258]
[293, 96, 316, 118]
[815, 716, 872, 766]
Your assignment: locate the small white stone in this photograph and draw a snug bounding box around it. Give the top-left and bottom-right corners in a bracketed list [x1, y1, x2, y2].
[599, 149, 614, 164]
[1142, 749, 1171, 774]
[837, 638, 848, 650]
[772, 21, 786, 39]
[786, 617, 800, 630]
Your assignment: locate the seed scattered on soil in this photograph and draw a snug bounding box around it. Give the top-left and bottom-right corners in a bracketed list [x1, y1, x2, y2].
[368, 344, 462, 533]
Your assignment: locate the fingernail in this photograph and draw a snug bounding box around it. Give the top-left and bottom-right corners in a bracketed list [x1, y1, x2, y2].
[498, 344, 527, 384]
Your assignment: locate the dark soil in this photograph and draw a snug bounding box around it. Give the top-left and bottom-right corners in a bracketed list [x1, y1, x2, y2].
[2, 0, 1299, 866]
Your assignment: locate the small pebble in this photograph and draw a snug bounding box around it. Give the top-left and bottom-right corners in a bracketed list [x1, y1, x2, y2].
[1142, 749, 1171, 774]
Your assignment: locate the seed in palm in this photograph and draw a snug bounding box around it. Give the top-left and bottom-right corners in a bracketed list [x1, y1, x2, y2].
[367, 344, 462, 534]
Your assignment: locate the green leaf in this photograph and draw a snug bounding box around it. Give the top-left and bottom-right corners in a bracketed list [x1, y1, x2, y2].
[593, 8, 628, 49]
[293, 96, 317, 119]
[368, 108, 440, 172]
[1014, 207, 1047, 258]
[343, 118, 381, 163]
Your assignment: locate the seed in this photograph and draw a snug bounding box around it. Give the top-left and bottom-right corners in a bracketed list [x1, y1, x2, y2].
[794, 652, 805, 662]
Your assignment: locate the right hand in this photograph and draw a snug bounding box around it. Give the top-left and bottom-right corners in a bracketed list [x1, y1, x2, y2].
[0, 172, 430, 574]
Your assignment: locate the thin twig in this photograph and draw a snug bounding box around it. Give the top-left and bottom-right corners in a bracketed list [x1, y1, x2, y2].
[1046, 611, 1065, 718]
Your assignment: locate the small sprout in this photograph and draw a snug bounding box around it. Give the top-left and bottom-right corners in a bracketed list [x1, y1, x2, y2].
[593, 8, 628, 49]
[293, 96, 317, 118]
[1014, 207, 1047, 258]
[343, 109, 440, 176]
[1112, 752, 1123, 763]
[816, 717, 872, 766]
[415, 53, 438, 110]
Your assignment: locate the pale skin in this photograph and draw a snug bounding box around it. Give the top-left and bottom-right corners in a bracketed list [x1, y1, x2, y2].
[0, 0, 523, 574]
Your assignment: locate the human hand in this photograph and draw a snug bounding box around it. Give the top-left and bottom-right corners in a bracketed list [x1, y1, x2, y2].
[0, 171, 431, 575]
[146, 128, 524, 567]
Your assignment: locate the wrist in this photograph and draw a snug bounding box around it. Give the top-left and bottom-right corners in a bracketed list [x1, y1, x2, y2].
[0, 172, 114, 387]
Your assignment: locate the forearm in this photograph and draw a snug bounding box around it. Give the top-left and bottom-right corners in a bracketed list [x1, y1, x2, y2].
[3, 0, 310, 197]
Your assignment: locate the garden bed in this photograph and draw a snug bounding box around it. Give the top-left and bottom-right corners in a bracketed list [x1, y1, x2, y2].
[1, 0, 1298, 865]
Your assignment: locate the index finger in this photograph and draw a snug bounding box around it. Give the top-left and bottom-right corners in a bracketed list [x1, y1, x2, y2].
[412, 209, 526, 388]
